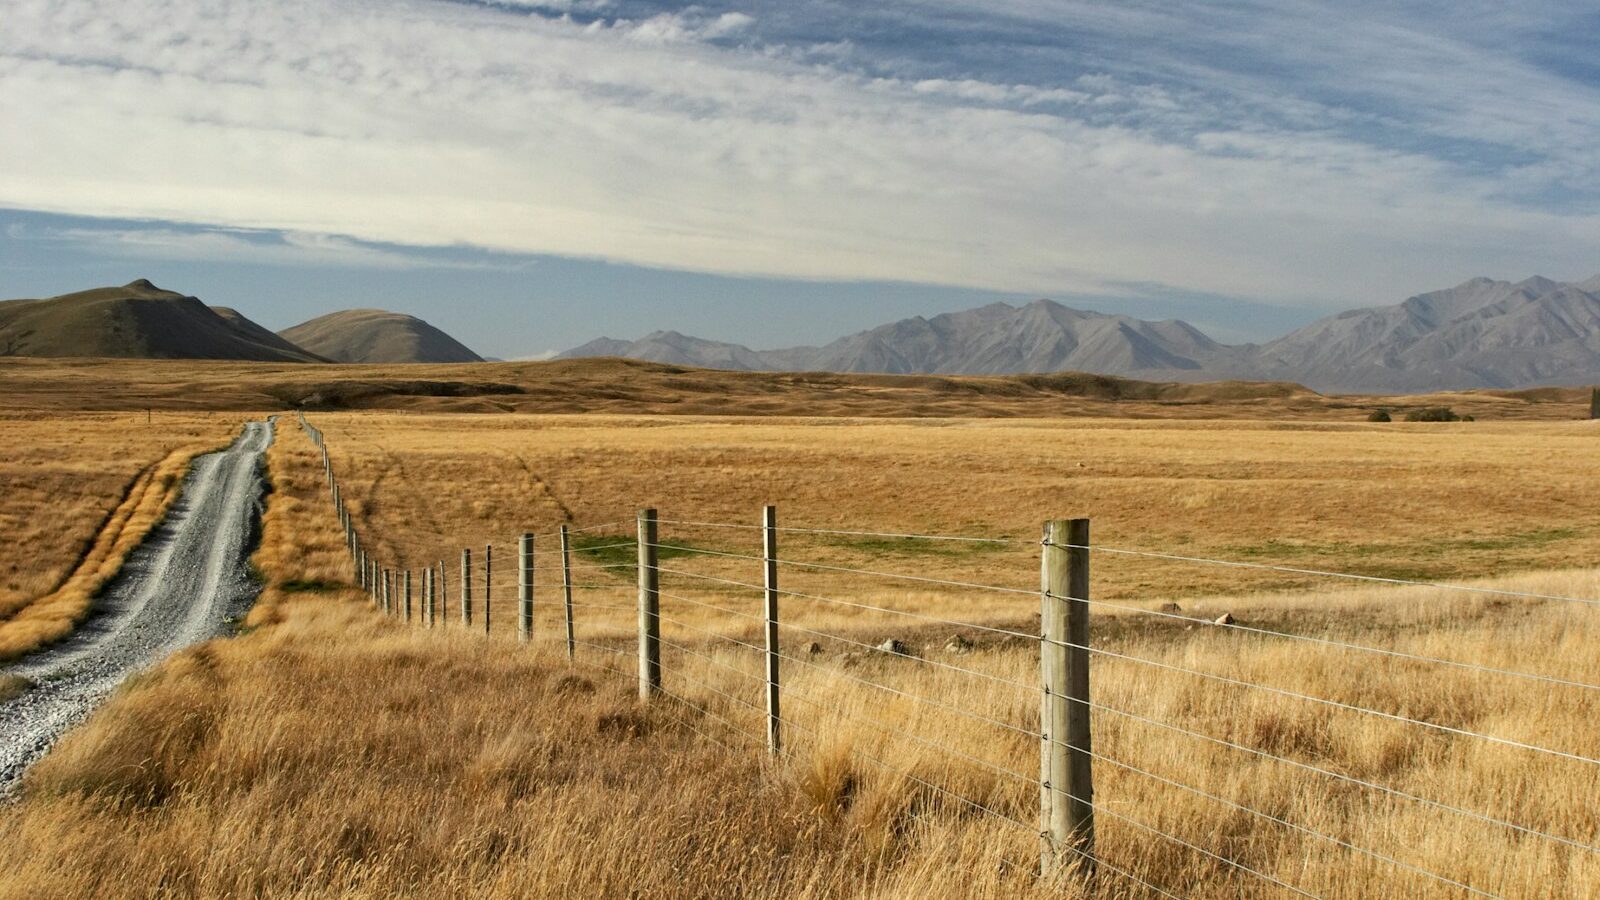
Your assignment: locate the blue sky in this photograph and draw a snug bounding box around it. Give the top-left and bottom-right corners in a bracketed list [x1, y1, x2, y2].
[3, 1, 1598, 358]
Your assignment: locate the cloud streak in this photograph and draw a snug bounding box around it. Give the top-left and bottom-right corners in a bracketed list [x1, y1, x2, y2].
[1, 0, 1597, 309]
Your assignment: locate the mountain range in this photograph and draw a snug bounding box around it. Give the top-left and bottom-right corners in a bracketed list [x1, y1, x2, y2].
[559, 275, 1600, 392]
[0, 281, 482, 364]
[8, 275, 1600, 392]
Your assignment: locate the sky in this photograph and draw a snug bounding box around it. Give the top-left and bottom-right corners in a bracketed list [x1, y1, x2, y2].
[2, 0, 1598, 359]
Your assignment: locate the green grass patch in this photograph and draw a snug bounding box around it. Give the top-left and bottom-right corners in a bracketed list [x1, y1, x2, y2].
[570, 533, 714, 577]
[1220, 526, 1587, 579]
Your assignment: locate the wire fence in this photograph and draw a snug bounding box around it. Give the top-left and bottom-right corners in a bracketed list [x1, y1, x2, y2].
[300, 413, 1600, 898]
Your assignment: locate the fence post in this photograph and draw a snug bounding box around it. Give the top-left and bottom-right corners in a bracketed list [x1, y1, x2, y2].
[763, 505, 781, 756]
[1040, 518, 1093, 877]
[462, 548, 473, 627]
[437, 561, 447, 627]
[404, 570, 413, 624]
[518, 533, 534, 643]
[424, 566, 435, 628]
[560, 525, 575, 660]
[383, 569, 392, 616]
[637, 509, 660, 699]
[484, 544, 492, 637]
[370, 560, 378, 605]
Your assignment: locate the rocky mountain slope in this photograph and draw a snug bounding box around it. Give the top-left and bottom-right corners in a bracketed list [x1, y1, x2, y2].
[559, 276, 1600, 391]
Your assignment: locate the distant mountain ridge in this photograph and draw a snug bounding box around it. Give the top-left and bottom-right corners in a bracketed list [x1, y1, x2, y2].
[559, 275, 1600, 392]
[0, 281, 484, 365]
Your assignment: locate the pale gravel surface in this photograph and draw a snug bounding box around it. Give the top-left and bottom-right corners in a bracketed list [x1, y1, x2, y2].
[0, 418, 274, 795]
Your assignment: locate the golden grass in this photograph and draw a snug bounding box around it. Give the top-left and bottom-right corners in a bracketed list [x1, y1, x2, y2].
[0, 412, 240, 660]
[2, 414, 1597, 897]
[315, 411, 1600, 606]
[0, 355, 1593, 420]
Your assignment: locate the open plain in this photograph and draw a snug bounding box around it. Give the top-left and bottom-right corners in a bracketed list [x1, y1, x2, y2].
[0, 359, 1596, 898]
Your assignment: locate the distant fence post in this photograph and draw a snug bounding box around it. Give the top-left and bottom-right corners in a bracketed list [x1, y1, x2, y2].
[1040, 518, 1093, 877]
[381, 568, 389, 614]
[462, 548, 473, 627]
[370, 560, 378, 605]
[560, 525, 575, 660]
[404, 570, 413, 624]
[637, 509, 661, 699]
[424, 566, 435, 628]
[437, 561, 447, 627]
[518, 533, 534, 643]
[483, 544, 492, 636]
[763, 505, 781, 756]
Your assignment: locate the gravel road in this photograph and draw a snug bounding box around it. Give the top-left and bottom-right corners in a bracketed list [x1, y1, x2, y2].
[0, 418, 275, 795]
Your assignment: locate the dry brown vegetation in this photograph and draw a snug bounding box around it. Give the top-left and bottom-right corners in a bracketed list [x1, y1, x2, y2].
[2, 393, 1598, 897]
[0, 412, 239, 659]
[1, 355, 1594, 421]
[315, 411, 1600, 601]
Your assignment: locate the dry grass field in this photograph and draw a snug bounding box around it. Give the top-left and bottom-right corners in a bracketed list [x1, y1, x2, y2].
[1, 368, 1598, 897]
[0, 355, 1593, 421]
[0, 412, 240, 659]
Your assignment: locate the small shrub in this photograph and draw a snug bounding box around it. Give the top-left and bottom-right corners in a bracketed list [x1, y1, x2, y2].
[1404, 406, 1460, 422]
[1367, 409, 1392, 422]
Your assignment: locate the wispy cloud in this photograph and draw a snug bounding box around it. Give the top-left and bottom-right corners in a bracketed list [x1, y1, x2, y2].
[1, 0, 1596, 310]
[10, 222, 529, 271]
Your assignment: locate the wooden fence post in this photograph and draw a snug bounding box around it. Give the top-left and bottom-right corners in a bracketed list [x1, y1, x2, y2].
[518, 533, 534, 643]
[462, 548, 473, 627]
[404, 570, 413, 624]
[437, 561, 447, 628]
[1040, 518, 1093, 876]
[384, 569, 393, 616]
[763, 505, 781, 756]
[424, 566, 435, 628]
[483, 544, 492, 637]
[637, 509, 660, 699]
[560, 525, 575, 660]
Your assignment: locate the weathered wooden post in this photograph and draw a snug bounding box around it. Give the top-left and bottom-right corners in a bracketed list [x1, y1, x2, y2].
[424, 566, 435, 628]
[382, 569, 392, 616]
[637, 509, 661, 699]
[763, 505, 781, 756]
[1591, 386, 1599, 420]
[483, 544, 492, 636]
[437, 561, 447, 628]
[404, 570, 413, 624]
[518, 533, 534, 643]
[461, 548, 473, 628]
[370, 560, 378, 605]
[560, 525, 575, 660]
[1040, 518, 1093, 876]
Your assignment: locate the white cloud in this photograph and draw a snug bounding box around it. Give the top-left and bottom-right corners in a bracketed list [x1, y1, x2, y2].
[17, 223, 523, 270]
[0, 0, 1596, 311]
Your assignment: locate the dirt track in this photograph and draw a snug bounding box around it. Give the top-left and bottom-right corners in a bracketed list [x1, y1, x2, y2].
[0, 419, 274, 794]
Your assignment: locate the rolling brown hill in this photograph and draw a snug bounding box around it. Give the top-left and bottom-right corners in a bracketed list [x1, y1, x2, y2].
[0, 280, 323, 363]
[279, 309, 483, 364]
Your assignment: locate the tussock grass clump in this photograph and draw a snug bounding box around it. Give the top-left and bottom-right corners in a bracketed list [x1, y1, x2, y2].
[0, 674, 33, 703]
